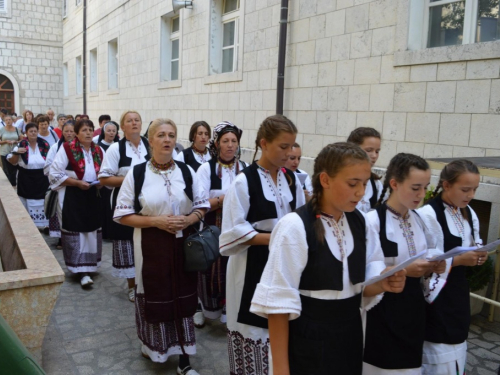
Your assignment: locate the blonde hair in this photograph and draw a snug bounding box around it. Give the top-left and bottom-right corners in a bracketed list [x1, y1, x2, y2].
[148, 118, 178, 144]
[119, 110, 142, 131]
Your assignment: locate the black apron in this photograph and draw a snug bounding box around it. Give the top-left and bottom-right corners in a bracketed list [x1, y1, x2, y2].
[17, 168, 49, 200]
[363, 205, 425, 369]
[62, 185, 102, 233]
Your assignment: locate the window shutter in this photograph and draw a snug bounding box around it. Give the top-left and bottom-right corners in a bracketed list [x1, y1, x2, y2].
[0, 0, 6, 11]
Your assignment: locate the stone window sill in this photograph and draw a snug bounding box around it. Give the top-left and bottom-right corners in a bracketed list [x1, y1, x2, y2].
[204, 70, 243, 85]
[107, 89, 120, 95]
[395, 41, 500, 67]
[157, 80, 182, 90]
[89, 92, 99, 97]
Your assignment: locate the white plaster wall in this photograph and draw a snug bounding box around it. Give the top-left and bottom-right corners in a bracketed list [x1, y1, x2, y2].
[0, 0, 64, 115]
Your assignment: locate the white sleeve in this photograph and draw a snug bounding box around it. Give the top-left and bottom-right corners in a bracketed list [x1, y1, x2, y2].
[196, 162, 212, 205]
[251, 213, 308, 320]
[175, 150, 185, 162]
[188, 165, 210, 211]
[219, 174, 258, 256]
[44, 143, 58, 176]
[375, 179, 384, 200]
[98, 143, 120, 179]
[92, 135, 99, 144]
[48, 147, 70, 190]
[113, 168, 137, 221]
[417, 204, 451, 303]
[470, 207, 483, 245]
[294, 174, 306, 209]
[362, 211, 387, 311]
[304, 174, 313, 194]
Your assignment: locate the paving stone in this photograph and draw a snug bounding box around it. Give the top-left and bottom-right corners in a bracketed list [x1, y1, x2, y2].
[469, 339, 497, 350]
[483, 332, 500, 342]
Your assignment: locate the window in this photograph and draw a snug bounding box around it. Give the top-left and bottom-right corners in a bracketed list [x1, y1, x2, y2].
[63, 63, 68, 97]
[108, 39, 118, 90]
[415, 0, 499, 49]
[0, 0, 11, 17]
[89, 48, 98, 92]
[63, 0, 67, 17]
[209, 0, 241, 75]
[76, 0, 81, 5]
[0, 0, 6, 12]
[75, 56, 82, 95]
[160, 15, 181, 81]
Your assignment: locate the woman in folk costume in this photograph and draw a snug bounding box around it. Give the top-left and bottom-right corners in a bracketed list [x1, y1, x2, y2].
[96, 121, 120, 152]
[219, 115, 306, 375]
[284, 142, 313, 200]
[175, 121, 211, 171]
[195, 121, 247, 328]
[363, 153, 446, 374]
[48, 119, 104, 288]
[44, 120, 76, 248]
[251, 142, 407, 375]
[8, 122, 50, 229]
[418, 160, 486, 375]
[99, 111, 151, 302]
[347, 127, 383, 213]
[114, 118, 209, 375]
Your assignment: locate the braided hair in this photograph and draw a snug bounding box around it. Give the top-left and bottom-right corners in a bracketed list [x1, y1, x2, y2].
[253, 115, 298, 186]
[376, 153, 430, 206]
[310, 142, 371, 242]
[428, 159, 479, 220]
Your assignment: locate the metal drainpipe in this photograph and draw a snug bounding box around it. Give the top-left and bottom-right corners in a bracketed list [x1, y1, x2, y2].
[82, 0, 87, 114]
[275, 0, 289, 115]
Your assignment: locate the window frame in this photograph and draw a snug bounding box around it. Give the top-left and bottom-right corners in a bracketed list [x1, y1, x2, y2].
[107, 38, 119, 91]
[0, 0, 12, 18]
[75, 56, 82, 96]
[89, 48, 98, 93]
[159, 13, 182, 89]
[63, 63, 69, 97]
[170, 16, 180, 81]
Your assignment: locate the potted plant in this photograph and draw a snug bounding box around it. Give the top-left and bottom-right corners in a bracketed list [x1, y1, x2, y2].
[467, 256, 494, 315]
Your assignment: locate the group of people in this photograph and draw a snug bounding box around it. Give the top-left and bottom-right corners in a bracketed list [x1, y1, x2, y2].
[0, 106, 488, 375]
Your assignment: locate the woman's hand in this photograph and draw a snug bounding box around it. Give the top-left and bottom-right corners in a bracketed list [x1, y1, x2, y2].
[380, 269, 406, 293]
[429, 260, 447, 274]
[153, 215, 186, 234]
[405, 259, 435, 277]
[78, 180, 90, 190]
[16, 147, 26, 154]
[454, 250, 488, 267]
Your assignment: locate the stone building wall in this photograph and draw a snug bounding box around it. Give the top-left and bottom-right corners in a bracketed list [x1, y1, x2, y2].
[0, 0, 64, 115]
[62, 0, 500, 169]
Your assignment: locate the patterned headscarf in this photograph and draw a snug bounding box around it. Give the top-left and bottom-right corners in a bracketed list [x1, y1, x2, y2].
[63, 137, 103, 181]
[208, 121, 243, 158]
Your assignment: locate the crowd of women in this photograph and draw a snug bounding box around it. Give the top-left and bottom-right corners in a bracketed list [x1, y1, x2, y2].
[0, 108, 489, 375]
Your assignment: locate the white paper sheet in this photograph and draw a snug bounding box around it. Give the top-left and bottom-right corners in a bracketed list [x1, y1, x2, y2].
[296, 173, 308, 185]
[362, 250, 427, 287]
[426, 238, 500, 262]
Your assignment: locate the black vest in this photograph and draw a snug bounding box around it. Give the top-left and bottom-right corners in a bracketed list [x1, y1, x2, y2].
[118, 137, 151, 168]
[242, 162, 297, 223]
[369, 176, 378, 208]
[375, 204, 399, 257]
[295, 202, 366, 291]
[132, 161, 193, 213]
[208, 158, 247, 191]
[182, 147, 206, 172]
[424, 195, 473, 344]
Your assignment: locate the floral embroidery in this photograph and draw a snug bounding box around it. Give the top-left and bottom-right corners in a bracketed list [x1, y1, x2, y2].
[63, 137, 103, 181]
[387, 204, 417, 256]
[18, 138, 49, 165]
[116, 204, 133, 210]
[227, 330, 269, 375]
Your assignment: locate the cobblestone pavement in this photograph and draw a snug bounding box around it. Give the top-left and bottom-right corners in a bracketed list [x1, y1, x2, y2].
[41, 234, 500, 374]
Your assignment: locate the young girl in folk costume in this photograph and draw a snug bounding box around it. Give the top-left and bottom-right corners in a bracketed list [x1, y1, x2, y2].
[195, 121, 247, 327]
[99, 111, 151, 302]
[220, 115, 306, 375]
[418, 160, 486, 375]
[175, 121, 211, 171]
[114, 118, 209, 375]
[251, 142, 407, 375]
[363, 153, 446, 374]
[284, 143, 313, 200]
[347, 127, 383, 213]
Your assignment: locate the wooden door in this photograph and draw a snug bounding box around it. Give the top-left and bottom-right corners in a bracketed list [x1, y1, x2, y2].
[0, 75, 15, 114]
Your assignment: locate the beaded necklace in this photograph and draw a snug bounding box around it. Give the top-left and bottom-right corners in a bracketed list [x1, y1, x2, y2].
[386, 203, 417, 257]
[128, 140, 141, 159]
[148, 158, 176, 196]
[217, 157, 238, 181]
[257, 164, 284, 209]
[321, 212, 347, 261]
[192, 145, 209, 163]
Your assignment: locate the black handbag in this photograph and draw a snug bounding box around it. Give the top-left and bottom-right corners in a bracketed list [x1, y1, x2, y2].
[183, 219, 221, 272]
[44, 189, 58, 219]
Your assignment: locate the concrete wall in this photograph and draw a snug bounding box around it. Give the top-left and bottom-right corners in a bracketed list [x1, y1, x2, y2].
[0, 0, 64, 115]
[61, 0, 500, 169]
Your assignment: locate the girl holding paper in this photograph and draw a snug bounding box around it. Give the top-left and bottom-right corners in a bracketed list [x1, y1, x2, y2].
[418, 159, 486, 375]
[251, 142, 406, 375]
[363, 153, 446, 374]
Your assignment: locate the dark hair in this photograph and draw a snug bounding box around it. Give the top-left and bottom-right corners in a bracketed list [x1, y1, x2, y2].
[292, 142, 301, 148]
[347, 127, 381, 145]
[253, 115, 298, 161]
[310, 142, 371, 242]
[377, 153, 430, 206]
[74, 119, 95, 135]
[37, 115, 50, 124]
[189, 121, 211, 143]
[429, 159, 480, 219]
[25, 122, 38, 133]
[99, 114, 111, 124]
[0, 109, 8, 115]
[79, 114, 89, 120]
